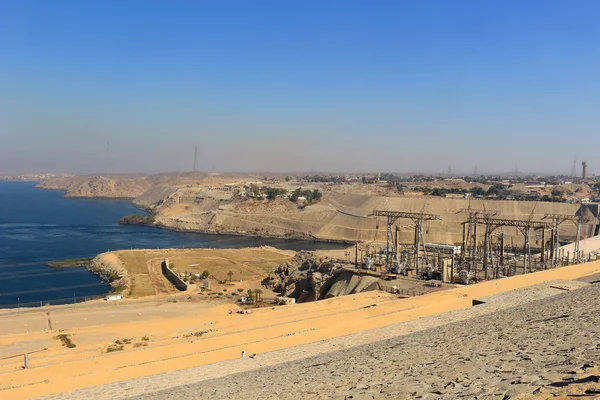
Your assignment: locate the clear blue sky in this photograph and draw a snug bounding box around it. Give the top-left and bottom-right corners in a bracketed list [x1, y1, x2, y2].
[1, 0, 599, 175]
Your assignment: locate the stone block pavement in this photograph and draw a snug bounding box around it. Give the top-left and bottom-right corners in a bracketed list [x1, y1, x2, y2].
[38, 279, 600, 400]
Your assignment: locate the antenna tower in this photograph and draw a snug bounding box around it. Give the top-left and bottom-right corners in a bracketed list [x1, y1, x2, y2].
[193, 142, 198, 172]
[106, 141, 111, 174]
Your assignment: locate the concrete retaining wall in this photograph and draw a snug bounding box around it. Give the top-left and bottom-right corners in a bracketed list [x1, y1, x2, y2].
[161, 258, 187, 291]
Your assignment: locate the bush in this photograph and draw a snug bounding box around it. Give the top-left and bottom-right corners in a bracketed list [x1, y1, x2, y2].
[201, 270, 210, 279]
[237, 288, 244, 292]
[118, 214, 155, 226]
[54, 334, 76, 348]
[111, 286, 126, 294]
[262, 186, 287, 200]
[289, 188, 323, 204]
[107, 344, 124, 352]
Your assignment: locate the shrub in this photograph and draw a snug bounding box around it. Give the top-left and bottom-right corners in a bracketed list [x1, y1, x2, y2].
[107, 344, 124, 352]
[111, 286, 126, 294]
[54, 334, 76, 348]
[108, 271, 121, 282]
[141, 336, 150, 341]
[118, 214, 155, 226]
[237, 288, 244, 292]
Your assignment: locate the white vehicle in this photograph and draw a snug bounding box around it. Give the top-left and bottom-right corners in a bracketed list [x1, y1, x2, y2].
[105, 294, 123, 301]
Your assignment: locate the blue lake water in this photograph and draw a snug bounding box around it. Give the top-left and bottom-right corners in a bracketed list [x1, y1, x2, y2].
[0, 181, 343, 307]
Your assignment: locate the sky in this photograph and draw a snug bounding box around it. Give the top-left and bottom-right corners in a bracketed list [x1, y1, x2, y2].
[1, 0, 599, 175]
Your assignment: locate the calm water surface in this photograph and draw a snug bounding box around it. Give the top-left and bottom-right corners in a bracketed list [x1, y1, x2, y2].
[0, 182, 343, 307]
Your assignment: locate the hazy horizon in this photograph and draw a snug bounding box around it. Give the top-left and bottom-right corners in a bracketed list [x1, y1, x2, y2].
[2, 1, 599, 176]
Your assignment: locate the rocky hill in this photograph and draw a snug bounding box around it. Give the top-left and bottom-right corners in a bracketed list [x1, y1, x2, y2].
[263, 251, 380, 302]
[151, 186, 595, 245]
[35, 173, 599, 246]
[38, 175, 151, 199]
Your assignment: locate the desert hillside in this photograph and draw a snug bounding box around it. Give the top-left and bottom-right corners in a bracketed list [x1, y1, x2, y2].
[36, 174, 599, 245]
[151, 187, 594, 245]
[37, 175, 151, 199]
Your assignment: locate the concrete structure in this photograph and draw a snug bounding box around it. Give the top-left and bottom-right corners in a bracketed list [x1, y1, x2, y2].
[161, 258, 188, 291]
[424, 243, 461, 255]
[582, 161, 588, 179]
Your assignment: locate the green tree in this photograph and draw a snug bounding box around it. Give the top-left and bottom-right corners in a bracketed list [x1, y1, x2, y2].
[486, 186, 498, 196]
[471, 187, 486, 196]
[255, 288, 263, 304]
[312, 189, 322, 201]
[248, 184, 260, 197]
[431, 188, 443, 196]
[201, 270, 210, 279]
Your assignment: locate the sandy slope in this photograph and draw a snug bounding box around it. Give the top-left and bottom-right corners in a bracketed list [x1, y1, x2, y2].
[154, 189, 592, 246]
[2, 260, 600, 399]
[36, 174, 597, 245]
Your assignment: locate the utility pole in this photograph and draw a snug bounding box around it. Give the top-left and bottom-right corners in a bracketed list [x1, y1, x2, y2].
[470, 217, 550, 277]
[543, 213, 591, 266]
[458, 207, 498, 279]
[372, 210, 440, 273]
[193, 142, 198, 172]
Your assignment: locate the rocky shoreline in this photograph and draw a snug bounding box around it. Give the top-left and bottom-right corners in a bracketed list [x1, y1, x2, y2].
[35, 183, 355, 245]
[152, 222, 355, 244]
[87, 253, 131, 294]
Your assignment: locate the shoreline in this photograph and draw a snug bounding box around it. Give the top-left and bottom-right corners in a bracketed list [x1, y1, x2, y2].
[153, 223, 356, 245]
[47, 258, 92, 268]
[34, 185, 355, 245]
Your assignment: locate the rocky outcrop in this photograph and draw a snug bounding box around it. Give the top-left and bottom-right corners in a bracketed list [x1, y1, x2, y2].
[263, 252, 346, 302]
[38, 175, 150, 199]
[263, 252, 384, 302]
[88, 253, 131, 294]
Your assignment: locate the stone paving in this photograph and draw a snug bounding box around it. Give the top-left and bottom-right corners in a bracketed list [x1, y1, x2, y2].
[128, 281, 600, 399]
[38, 279, 600, 400]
